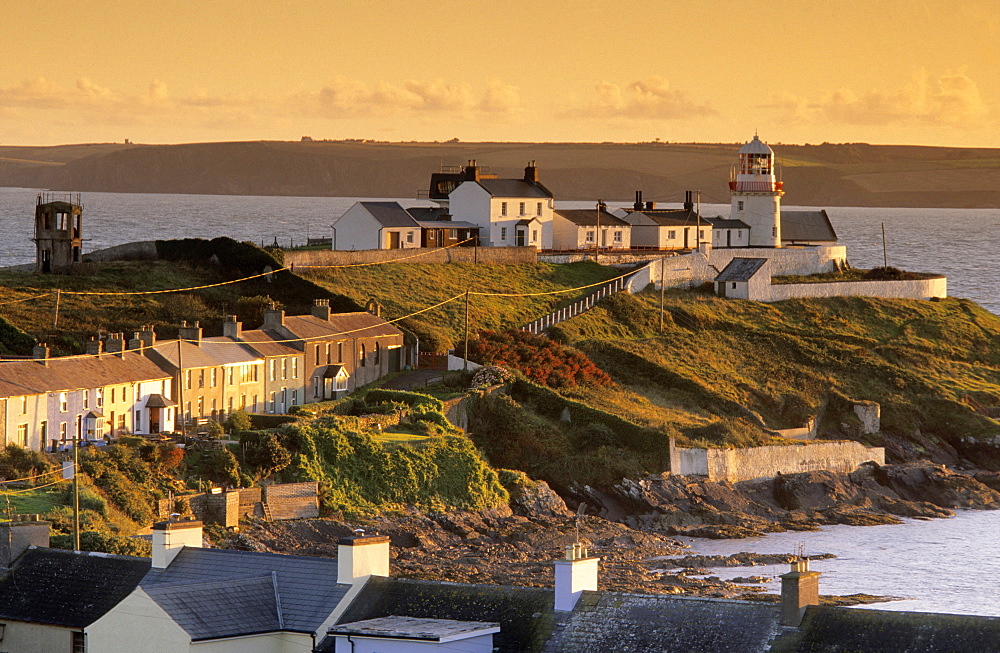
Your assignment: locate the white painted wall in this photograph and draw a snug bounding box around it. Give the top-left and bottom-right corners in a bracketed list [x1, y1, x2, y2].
[338, 539, 390, 584]
[449, 182, 553, 248]
[88, 589, 191, 653]
[765, 276, 947, 302]
[729, 193, 781, 247]
[0, 621, 78, 653]
[333, 203, 382, 251]
[554, 557, 599, 611]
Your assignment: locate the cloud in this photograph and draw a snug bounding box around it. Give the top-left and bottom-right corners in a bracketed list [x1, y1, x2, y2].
[295, 77, 520, 118]
[765, 68, 991, 128]
[570, 76, 716, 120]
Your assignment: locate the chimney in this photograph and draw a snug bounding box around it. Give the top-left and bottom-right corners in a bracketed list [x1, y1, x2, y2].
[780, 558, 821, 627]
[337, 534, 390, 585]
[128, 332, 144, 351]
[684, 190, 694, 212]
[645, 200, 657, 210]
[554, 543, 599, 611]
[85, 337, 103, 356]
[0, 516, 50, 567]
[464, 159, 480, 182]
[177, 321, 202, 346]
[222, 315, 242, 339]
[106, 332, 126, 357]
[33, 343, 49, 365]
[139, 324, 156, 348]
[151, 518, 204, 569]
[263, 304, 285, 331]
[524, 160, 539, 183]
[633, 190, 644, 211]
[311, 299, 331, 321]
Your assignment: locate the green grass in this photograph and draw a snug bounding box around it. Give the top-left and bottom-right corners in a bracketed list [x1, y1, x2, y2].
[0, 485, 67, 516]
[299, 261, 620, 351]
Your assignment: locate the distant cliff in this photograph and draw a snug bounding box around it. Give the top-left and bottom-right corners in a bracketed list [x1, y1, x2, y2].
[3, 140, 1000, 208]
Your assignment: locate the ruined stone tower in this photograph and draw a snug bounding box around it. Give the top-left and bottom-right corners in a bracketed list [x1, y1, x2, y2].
[33, 193, 83, 273]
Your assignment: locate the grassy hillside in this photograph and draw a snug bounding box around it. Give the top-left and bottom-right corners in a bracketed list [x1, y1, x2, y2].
[3, 140, 1000, 208]
[300, 261, 620, 352]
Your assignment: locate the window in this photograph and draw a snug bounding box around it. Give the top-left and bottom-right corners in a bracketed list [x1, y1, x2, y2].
[228, 368, 235, 385]
[668, 230, 676, 239]
[406, 231, 414, 243]
[96, 389, 103, 407]
[500, 227, 507, 241]
[83, 391, 89, 410]
[184, 370, 192, 390]
[269, 359, 276, 381]
[20, 395, 27, 414]
[613, 230, 622, 243]
[198, 370, 205, 389]
[537, 202, 543, 216]
[325, 342, 331, 364]
[60, 422, 68, 441]
[336, 375, 348, 391]
[270, 391, 278, 412]
[228, 397, 234, 414]
[732, 282, 737, 289]
[135, 411, 142, 430]
[40, 420, 47, 444]
[375, 343, 382, 365]
[699, 230, 705, 239]
[737, 201, 744, 211]
[118, 413, 125, 432]
[17, 424, 28, 447]
[111, 387, 116, 404]
[337, 342, 344, 363]
[532, 229, 538, 242]
[585, 231, 595, 243]
[72, 630, 85, 653]
[519, 201, 525, 215]
[773, 226, 777, 237]
[501, 201, 507, 216]
[253, 395, 258, 412]
[240, 394, 247, 410]
[290, 390, 297, 406]
[212, 398, 218, 418]
[315, 344, 321, 365]
[60, 392, 68, 412]
[360, 344, 367, 367]
[197, 397, 204, 417]
[282, 358, 288, 380]
[184, 402, 192, 422]
[291, 358, 299, 379]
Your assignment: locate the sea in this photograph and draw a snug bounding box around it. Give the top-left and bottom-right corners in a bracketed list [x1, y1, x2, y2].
[0, 187, 998, 614]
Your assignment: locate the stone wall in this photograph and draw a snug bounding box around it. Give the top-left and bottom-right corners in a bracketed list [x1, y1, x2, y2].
[670, 440, 885, 483]
[262, 481, 320, 520]
[285, 246, 537, 268]
[765, 276, 947, 302]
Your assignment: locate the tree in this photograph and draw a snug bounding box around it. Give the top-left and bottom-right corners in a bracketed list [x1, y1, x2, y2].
[244, 433, 291, 480]
[225, 410, 252, 435]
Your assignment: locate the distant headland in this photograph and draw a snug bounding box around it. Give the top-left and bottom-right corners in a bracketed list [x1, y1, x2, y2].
[2, 140, 1000, 209]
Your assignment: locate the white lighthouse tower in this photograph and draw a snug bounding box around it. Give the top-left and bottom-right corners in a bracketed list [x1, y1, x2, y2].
[729, 134, 783, 247]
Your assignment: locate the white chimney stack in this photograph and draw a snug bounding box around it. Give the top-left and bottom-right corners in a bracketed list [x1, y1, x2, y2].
[151, 519, 203, 569]
[337, 534, 390, 585]
[554, 543, 599, 611]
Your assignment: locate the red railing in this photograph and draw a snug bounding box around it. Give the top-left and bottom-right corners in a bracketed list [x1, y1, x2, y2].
[728, 180, 783, 192]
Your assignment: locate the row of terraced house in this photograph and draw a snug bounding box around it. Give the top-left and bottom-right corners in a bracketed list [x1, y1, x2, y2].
[0, 302, 413, 452]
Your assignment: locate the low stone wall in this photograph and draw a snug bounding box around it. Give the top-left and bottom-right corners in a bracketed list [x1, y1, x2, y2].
[670, 439, 885, 483]
[262, 481, 319, 520]
[285, 246, 536, 268]
[766, 276, 947, 302]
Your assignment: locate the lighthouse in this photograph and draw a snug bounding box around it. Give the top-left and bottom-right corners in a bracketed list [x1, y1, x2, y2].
[729, 134, 783, 247]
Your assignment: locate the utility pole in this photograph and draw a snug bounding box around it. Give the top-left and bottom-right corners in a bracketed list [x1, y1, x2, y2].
[53, 289, 61, 328]
[177, 337, 186, 439]
[595, 200, 602, 258]
[73, 434, 80, 551]
[695, 190, 702, 250]
[881, 222, 888, 268]
[463, 290, 470, 372]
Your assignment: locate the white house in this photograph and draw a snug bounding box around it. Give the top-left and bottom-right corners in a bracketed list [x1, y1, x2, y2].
[552, 207, 631, 251]
[704, 217, 751, 248]
[443, 161, 555, 249]
[714, 257, 770, 299]
[333, 201, 421, 250]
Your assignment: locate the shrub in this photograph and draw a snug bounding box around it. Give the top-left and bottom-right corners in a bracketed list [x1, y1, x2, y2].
[225, 410, 252, 434]
[461, 330, 613, 389]
[50, 530, 151, 557]
[0, 444, 55, 484]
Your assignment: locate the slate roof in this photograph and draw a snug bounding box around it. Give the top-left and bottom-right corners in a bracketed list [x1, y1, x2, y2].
[478, 178, 553, 199]
[415, 220, 482, 230]
[325, 576, 558, 652]
[238, 328, 302, 358]
[715, 258, 769, 282]
[0, 547, 150, 628]
[143, 575, 282, 641]
[624, 208, 700, 227]
[781, 209, 838, 243]
[146, 338, 260, 370]
[406, 207, 450, 221]
[141, 547, 349, 638]
[331, 616, 500, 642]
[282, 313, 402, 342]
[770, 605, 1000, 652]
[704, 216, 751, 230]
[545, 592, 783, 653]
[0, 350, 171, 398]
[359, 202, 420, 228]
[554, 209, 630, 228]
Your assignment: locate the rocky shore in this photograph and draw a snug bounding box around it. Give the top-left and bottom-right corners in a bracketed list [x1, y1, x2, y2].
[221, 461, 997, 605]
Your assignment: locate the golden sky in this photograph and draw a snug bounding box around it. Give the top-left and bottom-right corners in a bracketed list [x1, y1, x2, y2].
[2, 0, 998, 147]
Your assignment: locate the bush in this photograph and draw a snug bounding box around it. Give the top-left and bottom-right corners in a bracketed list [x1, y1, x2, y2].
[185, 447, 241, 488]
[225, 410, 252, 434]
[0, 444, 55, 484]
[461, 330, 613, 389]
[50, 530, 151, 557]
